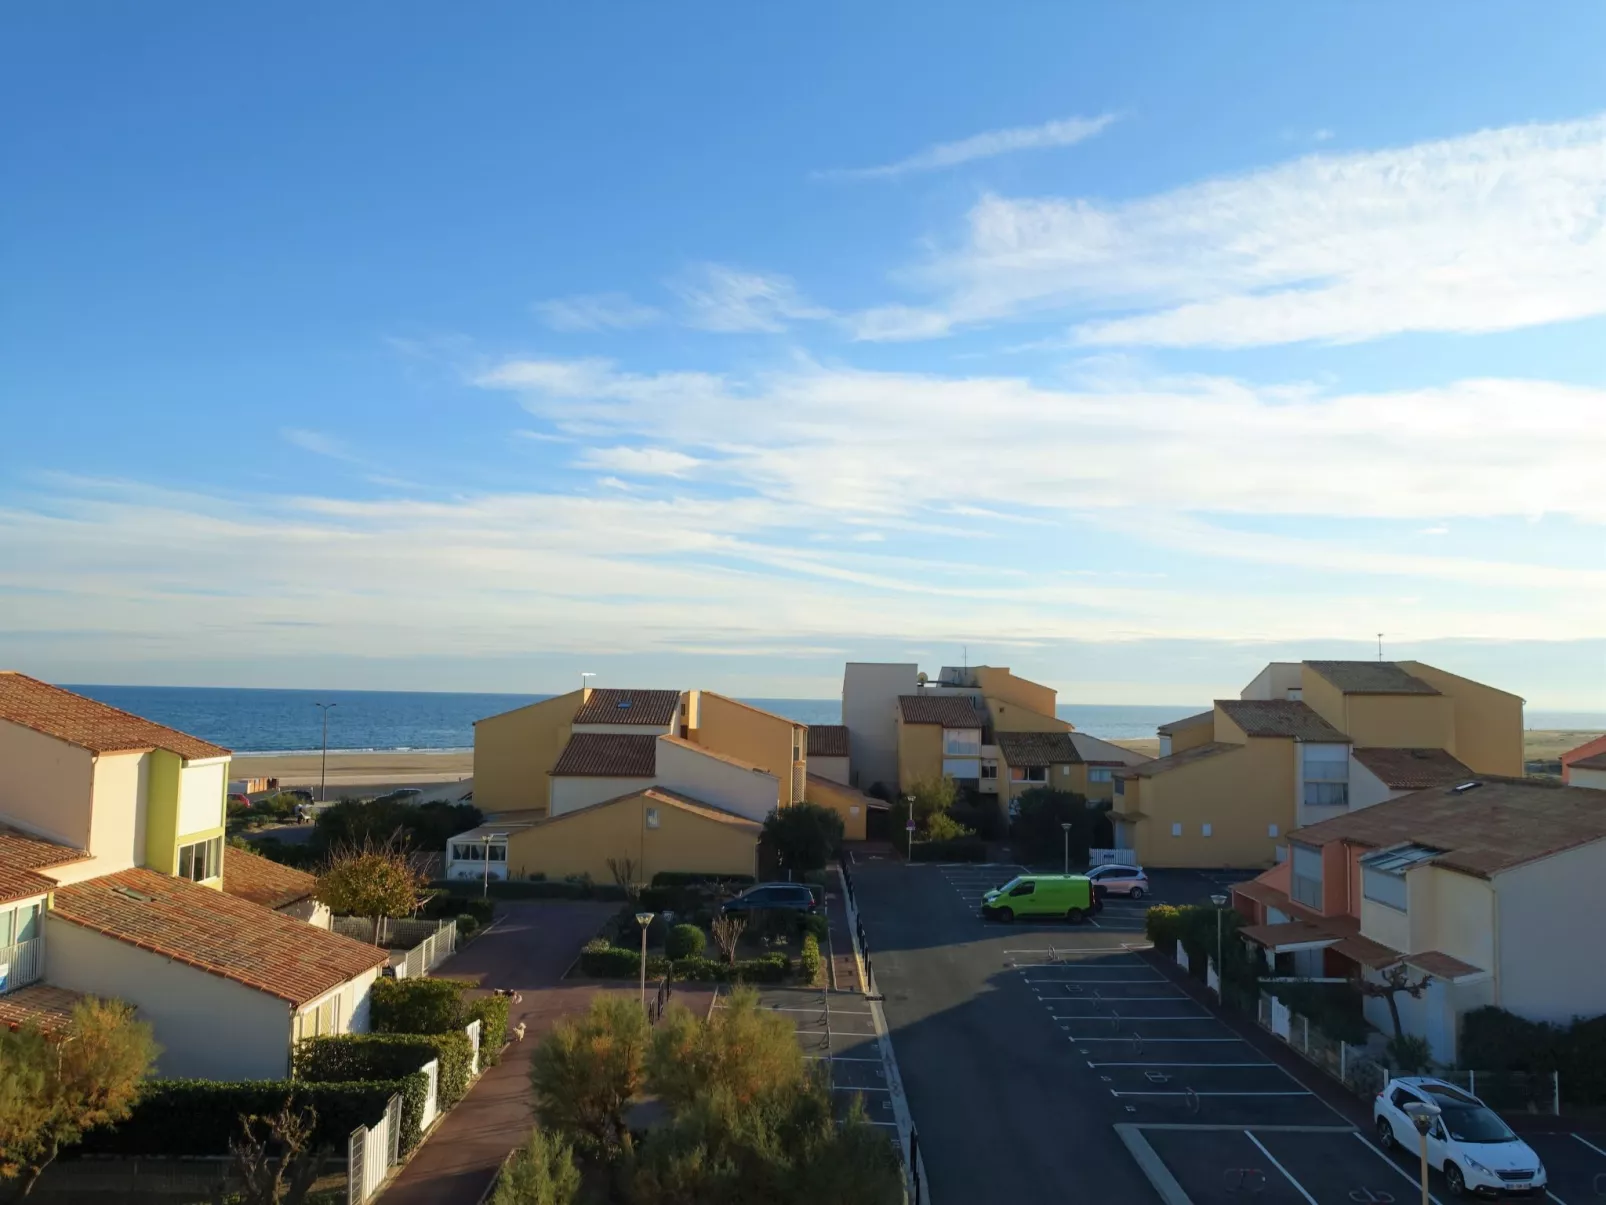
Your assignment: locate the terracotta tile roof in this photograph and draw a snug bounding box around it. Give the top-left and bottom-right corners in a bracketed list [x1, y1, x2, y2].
[222, 848, 319, 910]
[1571, 752, 1606, 772]
[659, 733, 774, 777]
[0, 863, 56, 906]
[1352, 747, 1472, 791]
[551, 733, 658, 777]
[1217, 699, 1348, 742]
[1561, 734, 1606, 768]
[0, 673, 230, 761]
[1305, 661, 1438, 695]
[807, 725, 850, 758]
[897, 694, 986, 727]
[1117, 741, 1241, 779]
[539, 786, 761, 832]
[572, 688, 681, 727]
[0, 985, 85, 1034]
[1289, 777, 1606, 878]
[996, 731, 1081, 767]
[1330, 933, 1404, 970]
[51, 868, 386, 1007]
[1157, 710, 1213, 735]
[1231, 878, 1293, 911]
[0, 824, 90, 872]
[1238, 920, 1339, 950]
[1404, 951, 1485, 981]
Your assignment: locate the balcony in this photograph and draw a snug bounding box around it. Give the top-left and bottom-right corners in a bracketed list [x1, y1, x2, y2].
[0, 937, 44, 994]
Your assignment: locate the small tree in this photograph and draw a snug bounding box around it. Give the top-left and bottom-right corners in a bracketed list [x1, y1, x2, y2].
[221, 1102, 326, 1205]
[490, 1128, 581, 1205]
[923, 811, 973, 842]
[529, 995, 649, 1158]
[647, 988, 804, 1112]
[315, 836, 427, 944]
[762, 803, 845, 874]
[710, 914, 746, 966]
[0, 998, 156, 1199]
[1010, 787, 1096, 865]
[605, 856, 640, 900]
[1356, 963, 1433, 1039]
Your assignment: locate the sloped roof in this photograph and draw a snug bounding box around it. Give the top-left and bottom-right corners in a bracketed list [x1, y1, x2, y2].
[659, 733, 775, 777]
[0, 985, 85, 1034]
[538, 786, 762, 832]
[1289, 778, 1606, 878]
[1157, 710, 1213, 735]
[1352, 747, 1472, 791]
[807, 725, 850, 758]
[898, 694, 985, 727]
[1217, 699, 1348, 741]
[805, 773, 890, 809]
[572, 688, 681, 727]
[551, 733, 658, 777]
[0, 863, 56, 906]
[1118, 741, 1241, 779]
[0, 824, 90, 872]
[996, 731, 1081, 767]
[1571, 752, 1606, 772]
[51, 868, 386, 1007]
[0, 673, 229, 761]
[1069, 732, 1151, 766]
[222, 847, 319, 910]
[1305, 661, 1438, 695]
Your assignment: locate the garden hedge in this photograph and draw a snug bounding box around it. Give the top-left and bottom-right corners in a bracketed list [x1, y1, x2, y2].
[296, 1031, 474, 1111]
[466, 992, 511, 1066]
[577, 940, 790, 983]
[799, 935, 822, 983]
[372, 977, 467, 1035]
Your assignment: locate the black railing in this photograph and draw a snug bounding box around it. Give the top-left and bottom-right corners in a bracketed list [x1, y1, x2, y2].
[649, 974, 672, 1024]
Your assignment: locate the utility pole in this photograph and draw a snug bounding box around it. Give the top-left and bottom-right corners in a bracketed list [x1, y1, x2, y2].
[315, 702, 337, 803]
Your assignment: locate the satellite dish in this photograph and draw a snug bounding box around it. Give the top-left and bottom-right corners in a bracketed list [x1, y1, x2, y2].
[917, 672, 928, 684]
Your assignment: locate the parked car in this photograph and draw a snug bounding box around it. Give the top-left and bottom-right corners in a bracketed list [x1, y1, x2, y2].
[286, 788, 315, 803]
[227, 793, 252, 809]
[375, 788, 424, 804]
[1374, 1076, 1546, 1196]
[1086, 864, 1150, 899]
[719, 883, 819, 917]
[980, 874, 1101, 923]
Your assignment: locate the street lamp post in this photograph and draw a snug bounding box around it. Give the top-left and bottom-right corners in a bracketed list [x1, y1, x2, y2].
[314, 703, 337, 803]
[1061, 822, 1073, 875]
[905, 796, 916, 861]
[1210, 893, 1228, 989]
[1402, 1100, 1441, 1205]
[635, 911, 655, 1011]
[481, 832, 507, 900]
[580, 671, 596, 696]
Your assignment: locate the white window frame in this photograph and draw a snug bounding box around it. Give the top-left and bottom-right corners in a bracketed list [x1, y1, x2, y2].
[1088, 767, 1114, 784]
[177, 835, 222, 882]
[1290, 842, 1323, 909]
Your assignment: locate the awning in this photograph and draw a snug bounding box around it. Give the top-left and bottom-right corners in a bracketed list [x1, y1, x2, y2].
[1404, 950, 1487, 984]
[1329, 933, 1404, 970]
[1237, 920, 1340, 954]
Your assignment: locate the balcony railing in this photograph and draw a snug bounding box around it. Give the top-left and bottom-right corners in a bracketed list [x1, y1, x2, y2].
[0, 937, 44, 993]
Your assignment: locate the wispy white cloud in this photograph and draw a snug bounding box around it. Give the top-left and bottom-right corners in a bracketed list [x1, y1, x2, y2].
[669, 263, 831, 333]
[282, 428, 357, 462]
[534, 292, 662, 332]
[816, 113, 1117, 181]
[854, 114, 1606, 346]
[580, 447, 704, 477]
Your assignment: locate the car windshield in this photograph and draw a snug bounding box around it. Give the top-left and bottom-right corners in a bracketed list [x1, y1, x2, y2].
[1440, 1104, 1516, 1144]
[993, 877, 1022, 894]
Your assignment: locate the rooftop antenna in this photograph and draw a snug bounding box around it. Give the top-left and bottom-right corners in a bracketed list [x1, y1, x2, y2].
[963, 644, 969, 670]
[1377, 633, 1384, 662]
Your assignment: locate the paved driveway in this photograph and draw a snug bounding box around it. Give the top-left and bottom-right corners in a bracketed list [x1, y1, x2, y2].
[379, 900, 621, 1205]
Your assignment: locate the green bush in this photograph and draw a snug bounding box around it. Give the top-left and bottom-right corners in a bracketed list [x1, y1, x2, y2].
[1387, 1034, 1433, 1074]
[491, 1127, 581, 1205]
[666, 924, 706, 960]
[467, 992, 512, 1066]
[762, 802, 845, 873]
[799, 935, 822, 983]
[908, 837, 988, 862]
[296, 1032, 475, 1111]
[78, 1079, 400, 1156]
[577, 942, 790, 983]
[1264, 981, 1368, 1045]
[372, 977, 468, 1035]
[650, 871, 755, 889]
[580, 940, 670, 979]
[421, 893, 494, 926]
[1145, 904, 1183, 947]
[456, 912, 481, 939]
[793, 911, 829, 942]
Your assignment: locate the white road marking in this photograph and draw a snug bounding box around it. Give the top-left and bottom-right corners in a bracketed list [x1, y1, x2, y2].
[1089, 1062, 1272, 1067]
[1113, 1090, 1313, 1097]
[1068, 1036, 1242, 1043]
[1573, 1134, 1606, 1159]
[1245, 1130, 1320, 1205]
[1352, 1132, 1444, 1205]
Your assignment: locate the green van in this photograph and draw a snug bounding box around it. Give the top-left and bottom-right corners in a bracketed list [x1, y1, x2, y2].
[980, 874, 1102, 923]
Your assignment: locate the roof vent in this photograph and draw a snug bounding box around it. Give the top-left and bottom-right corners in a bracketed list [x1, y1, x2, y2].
[1451, 781, 1482, 794]
[112, 885, 155, 903]
[616, 700, 631, 709]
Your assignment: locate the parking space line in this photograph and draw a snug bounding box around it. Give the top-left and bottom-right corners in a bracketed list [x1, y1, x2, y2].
[763, 1006, 874, 1015]
[1090, 1061, 1271, 1067]
[1574, 1134, 1606, 1158]
[1068, 1036, 1243, 1042]
[1244, 1130, 1319, 1205]
[804, 1054, 883, 1062]
[1352, 1132, 1444, 1205]
[1058, 1016, 1211, 1022]
[1113, 1090, 1313, 1097]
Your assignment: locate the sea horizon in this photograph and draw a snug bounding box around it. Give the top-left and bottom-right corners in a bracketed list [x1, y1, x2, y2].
[64, 683, 1606, 757]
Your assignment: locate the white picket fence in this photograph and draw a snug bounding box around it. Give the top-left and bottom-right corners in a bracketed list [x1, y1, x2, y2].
[331, 917, 457, 980]
[347, 1093, 402, 1204]
[1206, 958, 1220, 997]
[1088, 848, 1139, 867]
[466, 1018, 482, 1076]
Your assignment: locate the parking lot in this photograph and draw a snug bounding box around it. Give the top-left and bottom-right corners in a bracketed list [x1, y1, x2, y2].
[852, 855, 1606, 1205]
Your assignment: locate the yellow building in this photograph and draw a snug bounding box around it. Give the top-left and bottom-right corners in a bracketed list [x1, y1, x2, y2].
[1115, 660, 1524, 869]
[990, 730, 1148, 819]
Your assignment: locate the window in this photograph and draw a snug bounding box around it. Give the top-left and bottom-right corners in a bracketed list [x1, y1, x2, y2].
[487, 843, 507, 861]
[793, 729, 802, 761]
[942, 758, 981, 779]
[1008, 881, 1035, 897]
[1201, 824, 1213, 837]
[1286, 688, 1303, 701]
[1170, 823, 1183, 837]
[1088, 767, 1114, 783]
[645, 807, 661, 829]
[452, 843, 483, 861]
[1115, 777, 1125, 796]
[177, 836, 222, 882]
[1268, 824, 1279, 838]
[943, 728, 981, 757]
[980, 761, 998, 780]
[1010, 766, 1047, 783]
[1290, 842, 1322, 908]
[1362, 866, 1408, 911]
[0, 901, 36, 947]
[1302, 743, 1349, 807]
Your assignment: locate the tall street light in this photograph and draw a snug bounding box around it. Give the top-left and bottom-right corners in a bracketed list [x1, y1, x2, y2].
[1061, 822, 1073, 875]
[314, 702, 337, 804]
[1210, 893, 1228, 986]
[635, 911, 655, 1011]
[481, 832, 507, 900]
[580, 671, 596, 696]
[905, 795, 916, 862]
[1402, 1100, 1441, 1205]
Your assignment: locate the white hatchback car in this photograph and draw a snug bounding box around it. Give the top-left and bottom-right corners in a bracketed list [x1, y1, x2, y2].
[1085, 864, 1150, 899]
[1373, 1076, 1546, 1196]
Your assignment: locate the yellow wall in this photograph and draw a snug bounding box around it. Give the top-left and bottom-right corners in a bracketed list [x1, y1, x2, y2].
[505, 795, 758, 883]
[1398, 661, 1524, 776]
[1415, 866, 1496, 969]
[473, 689, 585, 816]
[1299, 667, 1348, 736]
[1342, 693, 1454, 751]
[997, 758, 1082, 813]
[1169, 714, 1217, 754]
[985, 695, 1071, 734]
[1122, 740, 1292, 868]
[804, 777, 870, 841]
[896, 721, 945, 792]
[972, 668, 1058, 719]
[694, 693, 805, 806]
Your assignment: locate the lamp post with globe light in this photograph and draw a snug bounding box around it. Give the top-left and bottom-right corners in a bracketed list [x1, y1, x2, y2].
[1210, 893, 1228, 985]
[1402, 1099, 1441, 1205]
[635, 911, 655, 1011]
[1061, 822, 1073, 874]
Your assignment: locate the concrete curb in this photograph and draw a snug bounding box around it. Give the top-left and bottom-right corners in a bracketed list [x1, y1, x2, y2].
[1115, 1125, 1191, 1205]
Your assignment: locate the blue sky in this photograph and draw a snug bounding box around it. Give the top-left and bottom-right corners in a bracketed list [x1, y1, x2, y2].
[3, 3, 1605, 709]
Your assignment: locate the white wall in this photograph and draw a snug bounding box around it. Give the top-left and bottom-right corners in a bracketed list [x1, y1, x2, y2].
[296, 969, 377, 1038]
[810, 755, 849, 785]
[0, 722, 94, 848]
[88, 751, 148, 874]
[656, 737, 779, 822]
[1571, 768, 1606, 790]
[841, 663, 919, 793]
[1419, 867, 1494, 974]
[283, 898, 332, 928]
[177, 758, 227, 837]
[45, 916, 295, 1080]
[1240, 663, 1303, 701]
[551, 776, 656, 816]
[1346, 756, 1398, 812]
[1496, 840, 1606, 1023]
[1360, 894, 1410, 955]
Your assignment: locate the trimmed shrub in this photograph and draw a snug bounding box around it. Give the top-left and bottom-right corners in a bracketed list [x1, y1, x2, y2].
[468, 992, 512, 1067]
[665, 924, 706, 960]
[421, 893, 494, 926]
[1144, 904, 1183, 947]
[296, 1031, 475, 1111]
[1264, 981, 1368, 1045]
[580, 940, 670, 979]
[456, 912, 481, 939]
[649, 871, 755, 889]
[908, 837, 988, 863]
[799, 935, 822, 983]
[372, 977, 468, 1035]
[794, 911, 829, 943]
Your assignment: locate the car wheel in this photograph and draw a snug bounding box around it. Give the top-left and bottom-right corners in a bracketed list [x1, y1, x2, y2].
[1066, 907, 1085, 924]
[1375, 1116, 1396, 1150]
[1444, 1163, 1466, 1197]
[997, 907, 1014, 923]
[1129, 887, 1145, 900]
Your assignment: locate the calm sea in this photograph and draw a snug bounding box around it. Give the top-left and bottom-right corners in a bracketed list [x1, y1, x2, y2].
[65, 685, 1605, 756]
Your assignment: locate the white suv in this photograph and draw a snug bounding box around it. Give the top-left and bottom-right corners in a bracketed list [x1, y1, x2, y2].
[1373, 1076, 1546, 1196]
